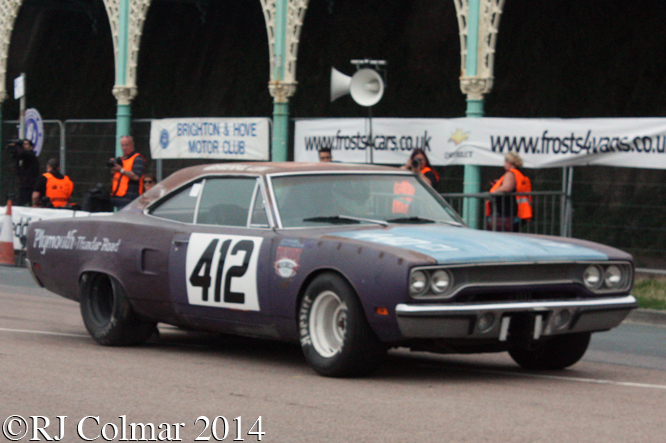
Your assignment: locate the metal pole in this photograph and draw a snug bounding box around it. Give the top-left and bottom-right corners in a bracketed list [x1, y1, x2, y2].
[271, 0, 289, 162]
[115, 0, 131, 157]
[565, 166, 574, 237]
[462, 0, 482, 229]
[57, 120, 65, 174]
[18, 73, 25, 139]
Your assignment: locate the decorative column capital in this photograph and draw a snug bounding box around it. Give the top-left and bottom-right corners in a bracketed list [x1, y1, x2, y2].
[268, 81, 298, 103]
[454, 0, 505, 100]
[460, 76, 494, 100]
[261, 0, 309, 103]
[112, 85, 138, 105]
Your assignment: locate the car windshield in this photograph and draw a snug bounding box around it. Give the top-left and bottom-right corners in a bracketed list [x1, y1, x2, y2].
[271, 173, 462, 228]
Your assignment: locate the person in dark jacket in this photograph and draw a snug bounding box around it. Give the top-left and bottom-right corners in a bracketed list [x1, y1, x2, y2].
[8, 139, 40, 206]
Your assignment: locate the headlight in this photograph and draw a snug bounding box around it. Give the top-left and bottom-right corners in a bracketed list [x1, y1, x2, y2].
[430, 270, 452, 293]
[409, 270, 428, 296]
[604, 265, 623, 288]
[583, 265, 602, 289]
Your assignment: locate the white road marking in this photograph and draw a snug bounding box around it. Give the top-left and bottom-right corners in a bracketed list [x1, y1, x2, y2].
[0, 326, 88, 338]
[449, 366, 666, 391]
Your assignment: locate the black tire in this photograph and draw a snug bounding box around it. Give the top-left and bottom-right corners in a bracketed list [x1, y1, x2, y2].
[509, 332, 591, 370]
[299, 273, 385, 377]
[80, 273, 156, 346]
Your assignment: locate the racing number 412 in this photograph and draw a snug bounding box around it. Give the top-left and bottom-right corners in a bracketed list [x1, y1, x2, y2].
[187, 234, 261, 307]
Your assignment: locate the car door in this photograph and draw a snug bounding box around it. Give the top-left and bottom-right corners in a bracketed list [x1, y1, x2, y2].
[151, 175, 277, 336]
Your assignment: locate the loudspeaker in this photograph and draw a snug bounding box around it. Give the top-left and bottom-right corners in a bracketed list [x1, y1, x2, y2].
[330, 67, 384, 107]
[330, 67, 352, 102]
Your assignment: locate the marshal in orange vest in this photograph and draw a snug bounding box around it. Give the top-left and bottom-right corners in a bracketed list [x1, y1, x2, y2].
[111, 152, 145, 197]
[485, 168, 533, 221]
[43, 172, 74, 208]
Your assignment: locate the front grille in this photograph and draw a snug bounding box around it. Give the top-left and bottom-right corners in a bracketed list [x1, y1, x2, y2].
[454, 286, 584, 303]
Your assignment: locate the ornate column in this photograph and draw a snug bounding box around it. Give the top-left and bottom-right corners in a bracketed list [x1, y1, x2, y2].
[0, 0, 23, 196]
[453, 0, 505, 228]
[103, 0, 151, 156]
[260, 0, 309, 161]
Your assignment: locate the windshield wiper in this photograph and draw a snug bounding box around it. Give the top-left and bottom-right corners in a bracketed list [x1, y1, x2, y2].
[303, 215, 389, 226]
[386, 216, 436, 224]
[386, 216, 463, 226]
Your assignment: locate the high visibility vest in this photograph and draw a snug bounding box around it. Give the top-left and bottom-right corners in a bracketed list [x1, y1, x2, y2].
[43, 172, 74, 208]
[421, 166, 440, 184]
[111, 153, 144, 197]
[392, 180, 416, 214]
[485, 168, 533, 220]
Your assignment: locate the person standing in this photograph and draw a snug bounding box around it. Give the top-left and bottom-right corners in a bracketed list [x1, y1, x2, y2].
[143, 173, 157, 192]
[32, 158, 74, 207]
[402, 148, 439, 187]
[486, 152, 532, 232]
[318, 148, 333, 162]
[109, 135, 145, 210]
[8, 139, 40, 206]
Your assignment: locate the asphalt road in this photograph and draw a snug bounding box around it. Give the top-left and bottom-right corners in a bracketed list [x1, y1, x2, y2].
[1, 266, 665, 442]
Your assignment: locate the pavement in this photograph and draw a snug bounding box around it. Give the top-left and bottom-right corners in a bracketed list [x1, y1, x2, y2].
[626, 308, 666, 327]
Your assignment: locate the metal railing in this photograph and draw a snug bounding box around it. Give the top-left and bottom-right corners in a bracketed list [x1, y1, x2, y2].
[441, 191, 571, 236]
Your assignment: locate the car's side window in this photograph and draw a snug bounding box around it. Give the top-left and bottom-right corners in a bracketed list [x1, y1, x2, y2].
[150, 182, 202, 223]
[249, 184, 270, 228]
[196, 177, 256, 227]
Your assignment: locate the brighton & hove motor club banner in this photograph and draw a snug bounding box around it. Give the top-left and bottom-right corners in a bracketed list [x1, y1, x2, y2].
[150, 117, 270, 160]
[0, 207, 111, 251]
[294, 118, 666, 169]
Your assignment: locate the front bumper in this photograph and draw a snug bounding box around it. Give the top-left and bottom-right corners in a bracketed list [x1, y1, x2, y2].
[395, 295, 638, 340]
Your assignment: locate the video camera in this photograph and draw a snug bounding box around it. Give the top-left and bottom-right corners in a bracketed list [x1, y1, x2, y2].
[5, 139, 23, 155]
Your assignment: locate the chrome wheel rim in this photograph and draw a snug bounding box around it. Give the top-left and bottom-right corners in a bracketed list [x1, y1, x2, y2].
[309, 291, 347, 358]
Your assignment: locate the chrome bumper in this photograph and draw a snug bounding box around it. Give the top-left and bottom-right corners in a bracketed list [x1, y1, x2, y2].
[395, 295, 638, 340]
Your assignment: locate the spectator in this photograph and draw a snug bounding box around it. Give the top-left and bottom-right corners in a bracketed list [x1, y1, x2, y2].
[143, 173, 157, 192]
[486, 152, 533, 232]
[109, 135, 146, 210]
[32, 158, 74, 208]
[8, 139, 40, 206]
[402, 148, 439, 187]
[318, 148, 333, 162]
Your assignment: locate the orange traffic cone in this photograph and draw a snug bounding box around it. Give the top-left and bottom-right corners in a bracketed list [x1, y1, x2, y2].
[0, 200, 15, 266]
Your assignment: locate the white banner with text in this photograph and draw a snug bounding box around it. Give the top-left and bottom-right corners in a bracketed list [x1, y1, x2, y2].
[294, 118, 666, 169]
[150, 118, 270, 160]
[0, 207, 111, 251]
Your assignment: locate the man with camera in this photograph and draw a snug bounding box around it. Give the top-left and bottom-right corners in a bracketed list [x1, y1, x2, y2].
[109, 135, 145, 210]
[7, 139, 40, 206]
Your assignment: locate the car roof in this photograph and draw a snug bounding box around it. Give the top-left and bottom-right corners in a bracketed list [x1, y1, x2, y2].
[131, 162, 410, 210]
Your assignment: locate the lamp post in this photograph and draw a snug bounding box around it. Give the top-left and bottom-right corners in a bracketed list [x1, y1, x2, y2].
[454, 0, 505, 228]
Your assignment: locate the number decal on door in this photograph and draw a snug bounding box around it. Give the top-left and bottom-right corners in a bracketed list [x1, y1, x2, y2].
[186, 234, 263, 311]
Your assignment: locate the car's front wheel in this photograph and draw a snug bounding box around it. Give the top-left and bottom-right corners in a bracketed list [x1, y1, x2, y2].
[299, 273, 384, 377]
[80, 273, 156, 346]
[508, 332, 591, 370]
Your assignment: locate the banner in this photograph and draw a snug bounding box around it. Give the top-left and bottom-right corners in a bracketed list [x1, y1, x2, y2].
[150, 118, 270, 161]
[0, 207, 111, 251]
[294, 118, 666, 169]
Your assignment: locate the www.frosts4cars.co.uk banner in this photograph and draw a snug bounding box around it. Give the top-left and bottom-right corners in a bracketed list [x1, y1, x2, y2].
[294, 118, 666, 169]
[150, 118, 270, 160]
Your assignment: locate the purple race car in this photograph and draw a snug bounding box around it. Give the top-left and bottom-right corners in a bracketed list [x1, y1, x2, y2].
[25, 162, 637, 377]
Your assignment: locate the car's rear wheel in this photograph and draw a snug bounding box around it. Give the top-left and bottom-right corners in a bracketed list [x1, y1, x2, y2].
[508, 332, 591, 370]
[299, 273, 384, 377]
[80, 273, 156, 346]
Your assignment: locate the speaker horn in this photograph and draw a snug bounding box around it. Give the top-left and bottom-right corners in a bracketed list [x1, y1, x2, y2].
[330, 67, 352, 102]
[349, 68, 384, 107]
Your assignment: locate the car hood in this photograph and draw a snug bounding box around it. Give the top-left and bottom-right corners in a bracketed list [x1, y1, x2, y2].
[330, 225, 609, 264]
